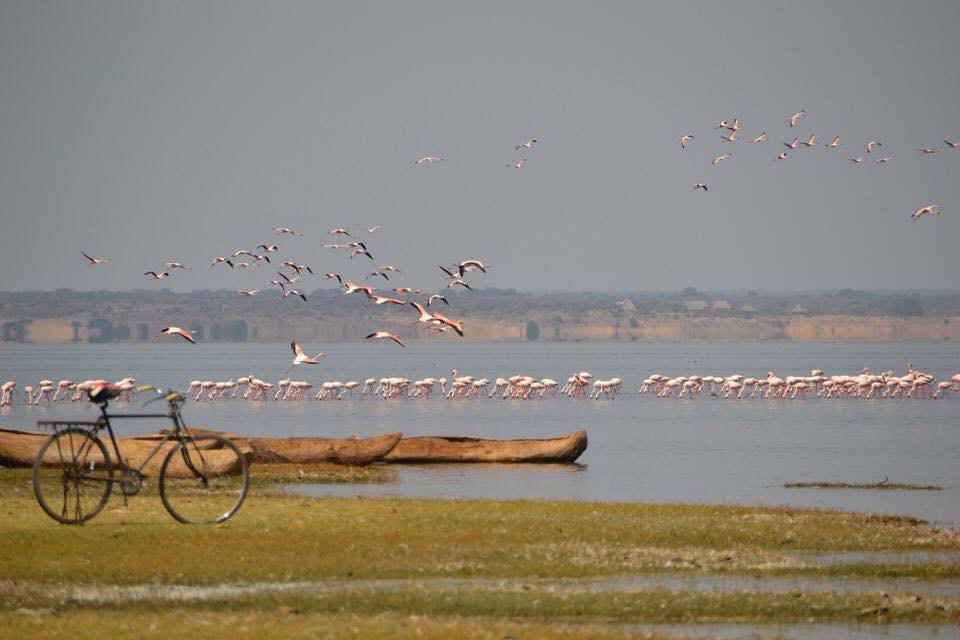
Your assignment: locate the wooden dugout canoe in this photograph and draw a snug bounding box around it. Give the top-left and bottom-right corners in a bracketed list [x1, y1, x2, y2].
[241, 433, 403, 466]
[383, 430, 588, 464]
[0, 427, 250, 478]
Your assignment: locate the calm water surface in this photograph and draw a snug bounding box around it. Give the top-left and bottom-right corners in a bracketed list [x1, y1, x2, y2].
[2, 342, 958, 526]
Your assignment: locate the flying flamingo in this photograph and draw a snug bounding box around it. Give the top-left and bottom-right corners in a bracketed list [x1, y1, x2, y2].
[507, 158, 527, 169]
[82, 252, 111, 265]
[788, 110, 806, 127]
[159, 327, 196, 344]
[693, 183, 708, 191]
[680, 134, 694, 149]
[712, 153, 732, 165]
[749, 132, 767, 143]
[286, 341, 324, 373]
[516, 139, 538, 150]
[366, 332, 407, 348]
[825, 136, 841, 148]
[911, 204, 940, 221]
[415, 156, 443, 164]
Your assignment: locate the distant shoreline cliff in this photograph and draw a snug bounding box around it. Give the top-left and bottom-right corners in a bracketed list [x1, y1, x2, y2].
[1, 289, 958, 343]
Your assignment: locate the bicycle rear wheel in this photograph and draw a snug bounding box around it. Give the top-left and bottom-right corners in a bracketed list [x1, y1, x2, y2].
[33, 428, 114, 525]
[159, 434, 249, 524]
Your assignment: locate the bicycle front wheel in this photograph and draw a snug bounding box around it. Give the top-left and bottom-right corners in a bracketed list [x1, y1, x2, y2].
[33, 428, 114, 525]
[159, 434, 249, 524]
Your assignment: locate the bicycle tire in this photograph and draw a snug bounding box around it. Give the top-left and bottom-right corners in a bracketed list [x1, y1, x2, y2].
[158, 434, 249, 524]
[33, 428, 114, 525]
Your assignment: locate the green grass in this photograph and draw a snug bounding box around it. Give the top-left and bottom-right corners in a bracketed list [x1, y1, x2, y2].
[2, 466, 959, 586]
[3, 465, 960, 637]
[0, 610, 667, 640]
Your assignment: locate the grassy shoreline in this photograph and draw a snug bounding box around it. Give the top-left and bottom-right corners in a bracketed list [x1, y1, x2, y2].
[3, 466, 958, 636]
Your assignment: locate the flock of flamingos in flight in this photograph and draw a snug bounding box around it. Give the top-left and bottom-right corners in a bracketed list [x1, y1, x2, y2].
[73, 137, 549, 352]
[4, 366, 960, 407]
[683, 109, 956, 221]
[7, 124, 956, 408]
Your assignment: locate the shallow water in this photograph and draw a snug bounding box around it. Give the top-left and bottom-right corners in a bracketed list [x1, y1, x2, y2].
[2, 341, 959, 526]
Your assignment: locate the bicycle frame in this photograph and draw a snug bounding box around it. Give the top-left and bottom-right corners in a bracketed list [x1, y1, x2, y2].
[90, 400, 189, 477]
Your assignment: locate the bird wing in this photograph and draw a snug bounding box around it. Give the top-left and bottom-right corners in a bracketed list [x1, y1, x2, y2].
[176, 329, 196, 344]
[389, 335, 407, 348]
[291, 341, 304, 357]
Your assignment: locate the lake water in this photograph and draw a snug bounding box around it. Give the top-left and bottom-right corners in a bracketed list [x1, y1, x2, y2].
[2, 342, 959, 527]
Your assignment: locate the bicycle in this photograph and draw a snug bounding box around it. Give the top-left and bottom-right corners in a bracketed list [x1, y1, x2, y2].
[32, 384, 249, 525]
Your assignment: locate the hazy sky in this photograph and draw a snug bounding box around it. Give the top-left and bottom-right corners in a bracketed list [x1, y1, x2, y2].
[1, 1, 958, 293]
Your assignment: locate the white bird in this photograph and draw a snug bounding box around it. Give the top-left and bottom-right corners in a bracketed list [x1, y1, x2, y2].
[238, 290, 261, 296]
[363, 224, 383, 234]
[801, 134, 816, 147]
[866, 140, 882, 153]
[692, 182, 708, 191]
[426, 294, 449, 306]
[515, 139, 538, 150]
[212, 256, 234, 267]
[911, 204, 940, 221]
[257, 244, 279, 252]
[849, 156, 865, 164]
[919, 148, 938, 155]
[775, 152, 789, 161]
[507, 158, 527, 169]
[874, 156, 895, 165]
[282, 290, 307, 302]
[366, 332, 407, 348]
[680, 134, 694, 149]
[784, 137, 799, 150]
[415, 156, 443, 165]
[720, 130, 738, 143]
[788, 110, 806, 127]
[458, 259, 490, 275]
[329, 228, 352, 237]
[749, 132, 767, 144]
[164, 261, 191, 270]
[82, 252, 111, 265]
[159, 326, 196, 344]
[286, 341, 324, 373]
[274, 227, 302, 236]
[446, 278, 473, 291]
[712, 153, 732, 165]
[825, 136, 841, 149]
[144, 271, 170, 280]
[946, 140, 960, 149]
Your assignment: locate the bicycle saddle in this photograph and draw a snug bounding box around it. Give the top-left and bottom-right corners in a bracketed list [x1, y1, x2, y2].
[88, 384, 123, 404]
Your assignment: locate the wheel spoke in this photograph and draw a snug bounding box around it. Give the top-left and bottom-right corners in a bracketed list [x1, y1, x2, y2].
[33, 429, 113, 525]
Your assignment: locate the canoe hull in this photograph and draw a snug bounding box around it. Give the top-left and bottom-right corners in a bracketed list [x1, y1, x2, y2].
[1, 427, 250, 477]
[244, 433, 403, 466]
[384, 430, 587, 464]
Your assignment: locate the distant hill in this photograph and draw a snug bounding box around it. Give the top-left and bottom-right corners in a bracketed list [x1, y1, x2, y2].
[1, 289, 958, 343]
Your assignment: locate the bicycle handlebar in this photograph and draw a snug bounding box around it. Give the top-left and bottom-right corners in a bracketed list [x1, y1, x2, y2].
[139, 386, 185, 407]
